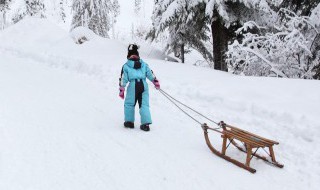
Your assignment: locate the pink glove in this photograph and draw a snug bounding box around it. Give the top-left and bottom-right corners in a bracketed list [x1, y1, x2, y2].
[119, 87, 125, 99]
[153, 79, 160, 90]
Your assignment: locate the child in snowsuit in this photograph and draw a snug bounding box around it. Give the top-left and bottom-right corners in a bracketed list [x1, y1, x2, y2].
[119, 44, 160, 131]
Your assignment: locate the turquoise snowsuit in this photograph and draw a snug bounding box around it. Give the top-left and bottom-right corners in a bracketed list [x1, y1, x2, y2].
[119, 58, 156, 125]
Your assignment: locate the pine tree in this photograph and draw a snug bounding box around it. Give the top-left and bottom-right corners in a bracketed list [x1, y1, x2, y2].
[71, 0, 84, 27]
[134, 0, 141, 15]
[0, 0, 11, 29]
[148, 0, 275, 67]
[25, 0, 46, 18]
[110, 0, 120, 39]
[71, 0, 115, 38]
[10, 0, 46, 24]
[148, 0, 212, 64]
[58, 0, 67, 23]
[310, 4, 320, 79]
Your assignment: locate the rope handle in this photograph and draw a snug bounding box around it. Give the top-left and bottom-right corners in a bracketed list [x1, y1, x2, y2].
[158, 89, 221, 128]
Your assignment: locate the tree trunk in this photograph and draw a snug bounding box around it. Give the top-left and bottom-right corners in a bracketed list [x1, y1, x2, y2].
[211, 10, 228, 71]
[181, 43, 185, 63]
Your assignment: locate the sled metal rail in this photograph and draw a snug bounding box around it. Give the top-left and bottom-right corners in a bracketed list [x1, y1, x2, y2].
[202, 121, 284, 173]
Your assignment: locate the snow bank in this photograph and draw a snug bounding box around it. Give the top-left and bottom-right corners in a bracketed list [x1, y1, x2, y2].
[0, 18, 126, 77]
[0, 17, 67, 50]
[137, 41, 179, 62]
[70, 26, 97, 44]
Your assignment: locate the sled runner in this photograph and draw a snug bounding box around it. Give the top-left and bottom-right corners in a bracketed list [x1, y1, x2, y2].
[202, 121, 284, 173]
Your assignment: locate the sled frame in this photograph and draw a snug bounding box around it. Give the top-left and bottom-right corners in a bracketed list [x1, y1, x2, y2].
[202, 122, 284, 173]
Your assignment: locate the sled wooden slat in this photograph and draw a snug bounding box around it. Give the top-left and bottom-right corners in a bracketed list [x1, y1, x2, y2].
[230, 128, 275, 146]
[226, 124, 279, 145]
[222, 130, 266, 148]
[202, 122, 284, 173]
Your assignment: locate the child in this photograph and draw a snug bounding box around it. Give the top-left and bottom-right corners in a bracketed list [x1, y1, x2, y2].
[119, 44, 160, 131]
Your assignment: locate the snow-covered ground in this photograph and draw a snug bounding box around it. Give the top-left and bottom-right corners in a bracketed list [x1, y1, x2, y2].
[0, 18, 320, 190]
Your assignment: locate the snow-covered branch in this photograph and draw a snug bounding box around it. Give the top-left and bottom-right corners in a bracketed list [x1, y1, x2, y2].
[227, 8, 320, 79]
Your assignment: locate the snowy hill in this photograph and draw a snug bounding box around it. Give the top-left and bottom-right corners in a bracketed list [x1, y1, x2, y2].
[0, 18, 320, 190]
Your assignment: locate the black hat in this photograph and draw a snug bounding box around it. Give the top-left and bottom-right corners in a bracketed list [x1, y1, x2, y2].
[127, 44, 139, 58]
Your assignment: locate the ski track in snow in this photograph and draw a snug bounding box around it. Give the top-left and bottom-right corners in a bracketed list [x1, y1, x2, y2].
[0, 18, 320, 190]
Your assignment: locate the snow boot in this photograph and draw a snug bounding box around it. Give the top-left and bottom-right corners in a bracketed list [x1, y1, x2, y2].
[140, 124, 150, 132]
[124, 121, 134, 128]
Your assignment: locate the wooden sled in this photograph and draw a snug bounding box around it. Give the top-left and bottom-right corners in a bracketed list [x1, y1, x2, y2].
[202, 121, 284, 173]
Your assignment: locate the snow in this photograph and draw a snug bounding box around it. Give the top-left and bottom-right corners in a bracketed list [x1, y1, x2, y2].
[70, 26, 97, 43]
[1, 18, 320, 190]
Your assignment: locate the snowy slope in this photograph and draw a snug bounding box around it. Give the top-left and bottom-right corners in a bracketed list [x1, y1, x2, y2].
[1, 18, 320, 190]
